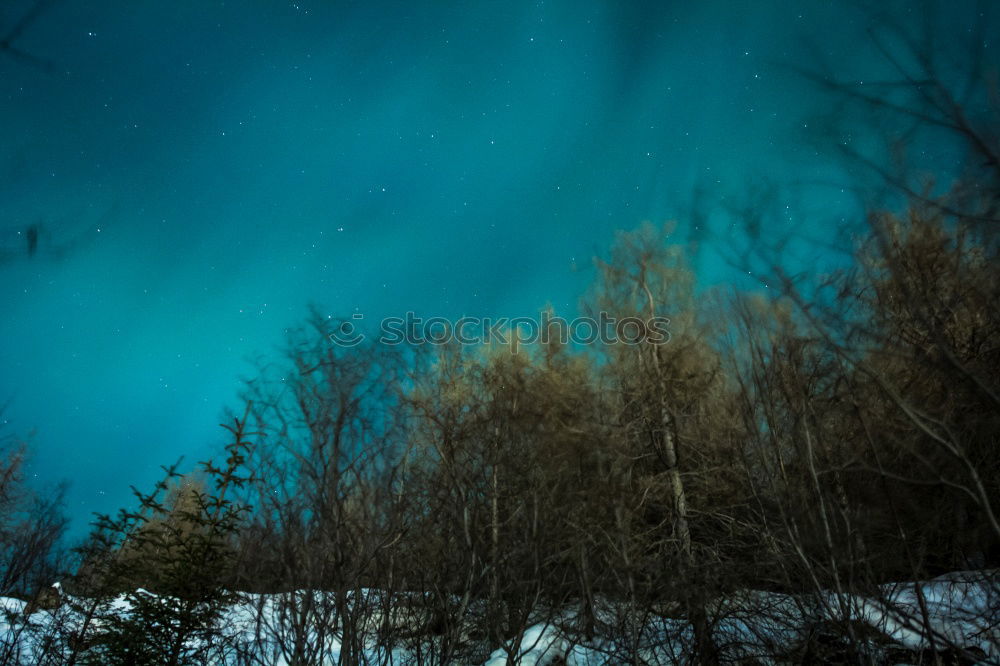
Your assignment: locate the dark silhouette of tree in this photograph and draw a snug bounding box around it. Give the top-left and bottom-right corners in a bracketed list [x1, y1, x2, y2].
[0, 0, 58, 72]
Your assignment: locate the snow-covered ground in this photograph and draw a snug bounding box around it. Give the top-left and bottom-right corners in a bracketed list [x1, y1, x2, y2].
[1, 571, 997, 664]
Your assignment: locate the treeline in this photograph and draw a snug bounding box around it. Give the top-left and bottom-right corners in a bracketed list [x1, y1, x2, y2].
[2, 191, 996, 664]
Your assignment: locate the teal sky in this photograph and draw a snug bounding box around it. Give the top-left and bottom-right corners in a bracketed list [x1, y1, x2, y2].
[0, 0, 991, 531]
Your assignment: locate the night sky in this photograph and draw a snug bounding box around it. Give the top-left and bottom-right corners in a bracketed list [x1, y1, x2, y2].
[0, 0, 990, 532]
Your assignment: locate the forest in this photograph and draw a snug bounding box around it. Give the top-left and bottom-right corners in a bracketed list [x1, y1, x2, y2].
[2, 6, 999, 666]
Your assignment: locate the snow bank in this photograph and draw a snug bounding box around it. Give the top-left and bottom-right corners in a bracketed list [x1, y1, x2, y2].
[1, 571, 996, 664]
